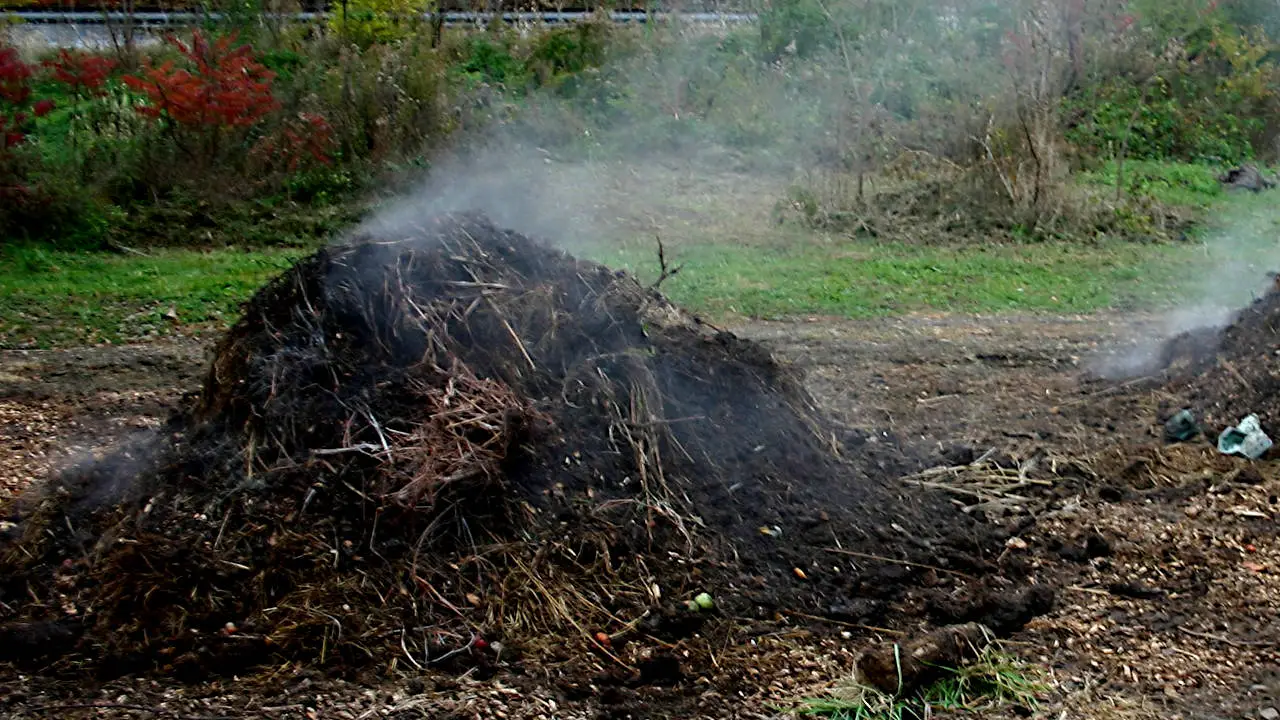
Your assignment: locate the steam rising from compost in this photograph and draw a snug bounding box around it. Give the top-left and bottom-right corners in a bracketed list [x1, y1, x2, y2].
[1091, 200, 1280, 379]
[353, 18, 844, 249]
[357, 145, 606, 248]
[354, 5, 1280, 385]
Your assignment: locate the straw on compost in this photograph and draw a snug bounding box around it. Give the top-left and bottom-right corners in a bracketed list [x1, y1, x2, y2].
[0, 213, 991, 680]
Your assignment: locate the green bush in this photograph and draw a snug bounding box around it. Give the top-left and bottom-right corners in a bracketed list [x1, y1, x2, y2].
[454, 33, 527, 88]
[282, 166, 357, 205]
[327, 0, 432, 48]
[0, 177, 124, 250]
[317, 37, 458, 163]
[1066, 8, 1280, 163]
[1063, 78, 1256, 162]
[1077, 160, 1222, 207]
[758, 0, 835, 60]
[527, 21, 611, 88]
[259, 47, 306, 80]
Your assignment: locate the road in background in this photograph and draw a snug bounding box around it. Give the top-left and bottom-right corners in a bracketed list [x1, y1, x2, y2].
[3, 10, 757, 48]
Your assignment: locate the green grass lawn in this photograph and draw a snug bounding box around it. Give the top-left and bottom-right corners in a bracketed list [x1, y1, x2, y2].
[1, 161, 1274, 349]
[0, 234, 1199, 349]
[0, 245, 304, 347]
[592, 237, 1197, 319]
[585, 162, 1273, 321]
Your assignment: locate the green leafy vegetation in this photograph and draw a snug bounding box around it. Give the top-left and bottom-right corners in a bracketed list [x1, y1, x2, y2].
[0, 18, 619, 247]
[4, 0, 1280, 248]
[326, 0, 434, 48]
[1077, 161, 1223, 209]
[1064, 20, 1279, 165]
[711, 0, 1280, 241]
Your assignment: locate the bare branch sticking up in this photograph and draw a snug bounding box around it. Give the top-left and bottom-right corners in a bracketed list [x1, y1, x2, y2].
[650, 236, 684, 291]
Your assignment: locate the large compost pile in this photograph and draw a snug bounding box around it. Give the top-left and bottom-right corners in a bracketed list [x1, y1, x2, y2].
[0, 213, 989, 680]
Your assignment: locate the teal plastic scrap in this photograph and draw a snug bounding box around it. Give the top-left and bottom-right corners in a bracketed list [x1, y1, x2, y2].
[1164, 409, 1200, 442]
[1217, 414, 1273, 459]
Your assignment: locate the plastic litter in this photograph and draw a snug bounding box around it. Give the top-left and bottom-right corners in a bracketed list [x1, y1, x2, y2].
[1217, 414, 1273, 459]
[1164, 409, 1200, 442]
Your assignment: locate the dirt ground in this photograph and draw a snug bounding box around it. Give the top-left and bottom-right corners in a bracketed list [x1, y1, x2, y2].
[0, 343, 203, 501]
[742, 313, 1280, 719]
[1, 312, 1277, 719]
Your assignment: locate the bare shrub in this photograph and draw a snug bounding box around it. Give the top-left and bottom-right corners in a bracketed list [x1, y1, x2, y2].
[774, 0, 1188, 242]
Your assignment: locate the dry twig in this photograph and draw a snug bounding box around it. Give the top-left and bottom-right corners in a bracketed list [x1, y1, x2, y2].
[650, 236, 684, 290]
[1180, 627, 1276, 649]
[822, 547, 975, 580]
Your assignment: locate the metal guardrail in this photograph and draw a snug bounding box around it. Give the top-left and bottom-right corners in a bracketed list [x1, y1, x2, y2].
[4, 10, 758, 25]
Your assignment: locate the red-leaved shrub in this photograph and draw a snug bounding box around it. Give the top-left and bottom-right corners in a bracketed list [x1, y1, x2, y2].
[250, 112, 337, 175]
[1, 46, 57, 227]
[0, 47, 34, 106]
[124, 31, 280, 129]
[46, 50, 118, 97]
[1, 48, 54, 151]
[123, 31, 281, 176]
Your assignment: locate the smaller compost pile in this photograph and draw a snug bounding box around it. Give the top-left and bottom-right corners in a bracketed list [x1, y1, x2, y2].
[0, 213, 984, 680]
[1160, 280, 1280, 436]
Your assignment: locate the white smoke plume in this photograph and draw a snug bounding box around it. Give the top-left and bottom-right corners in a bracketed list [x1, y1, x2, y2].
[1091, 194, 1280, 379]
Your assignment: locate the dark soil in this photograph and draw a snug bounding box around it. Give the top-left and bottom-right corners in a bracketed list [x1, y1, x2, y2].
[1, 307, 1278, 719]
[856, 621, 990, 695]
[0, 214, 1001, 684]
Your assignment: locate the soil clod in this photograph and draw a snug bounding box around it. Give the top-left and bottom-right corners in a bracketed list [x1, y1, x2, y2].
[855, 622, 991, 696]
[927, 584, 1056, 637]
[1106, 580, 1166, 600]
[1218, 164, 1276, 193]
